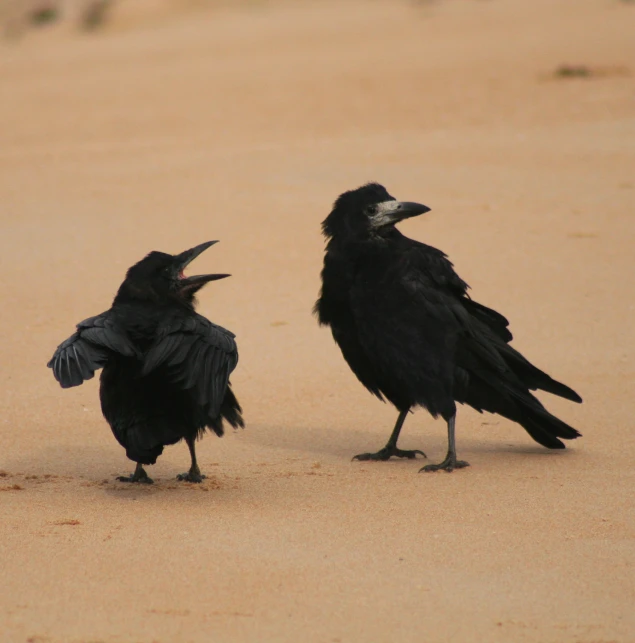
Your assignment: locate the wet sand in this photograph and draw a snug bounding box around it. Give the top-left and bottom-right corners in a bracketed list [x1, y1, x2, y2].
[0, 1, 634, 641]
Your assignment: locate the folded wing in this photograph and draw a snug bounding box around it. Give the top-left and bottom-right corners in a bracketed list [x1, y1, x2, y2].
[142, 314, 239, 418]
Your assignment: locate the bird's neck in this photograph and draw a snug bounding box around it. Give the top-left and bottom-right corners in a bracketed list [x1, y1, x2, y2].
[113, 285, 197, 312]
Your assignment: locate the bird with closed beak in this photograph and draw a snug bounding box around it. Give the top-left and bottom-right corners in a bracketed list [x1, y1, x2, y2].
[315, 183, 582, 472]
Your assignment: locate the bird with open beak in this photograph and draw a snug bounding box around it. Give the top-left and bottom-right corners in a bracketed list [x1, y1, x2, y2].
[48, 241, 244, 483]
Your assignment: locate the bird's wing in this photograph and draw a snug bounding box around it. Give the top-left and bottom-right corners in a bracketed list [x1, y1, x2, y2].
[349, 240, 515, 410]
[402, 242, 514, 347]
[142, 313, 238, 417]
[348, 244, 472, 414]
[401, 244, 519, 381]
[47, 312, 137, 388]
[404, 241, 470, 297]
[461, 299, 512, 342]
[402, 244, 580, 405]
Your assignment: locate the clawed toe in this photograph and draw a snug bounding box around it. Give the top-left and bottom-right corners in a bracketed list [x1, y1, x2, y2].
[353, 447, 426, 462]
[116, 473, 154, 484]
[176, 472, 206, 483]
[352, 451, 389, 461]
[401, 449, 427, 459]
[116, 463, 153, 483]
[420, 459, 470, 473]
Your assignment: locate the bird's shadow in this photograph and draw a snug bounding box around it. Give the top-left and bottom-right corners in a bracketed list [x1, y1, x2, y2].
[239, 422, 577, 463]
[2, 428, 581, 499]
[0, 444, 229, 498]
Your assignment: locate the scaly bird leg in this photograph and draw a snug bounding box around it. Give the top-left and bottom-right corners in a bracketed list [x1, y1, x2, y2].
[420, 414, 469, 473]
[353, 409, 426, 461]
[117, 462, 154, 484]
[177, 436, 206, 483]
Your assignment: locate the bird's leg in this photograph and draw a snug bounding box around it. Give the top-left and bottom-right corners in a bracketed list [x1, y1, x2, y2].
[420, 414, 469, 473]
[353, 409, 427, 461]
[117, 462, 154, 484]
[177, 436, 206, 483]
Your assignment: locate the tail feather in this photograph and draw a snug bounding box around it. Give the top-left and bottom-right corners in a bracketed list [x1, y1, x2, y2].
[109, 420, 169, 465]
[208, 384, 244, 437]
[502, 344, 582, 403]
[511, 393, 581, 448]
[455, 301, 582, 449]
[466, 299, 582, 404]
[459, 372, 582, 449]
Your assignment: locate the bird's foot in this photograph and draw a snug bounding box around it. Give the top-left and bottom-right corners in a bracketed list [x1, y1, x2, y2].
[353, 446, 426, 462]
[116, 465, 153, 484]
[176, 469, 206, 483]
[420, 455, 469, 473]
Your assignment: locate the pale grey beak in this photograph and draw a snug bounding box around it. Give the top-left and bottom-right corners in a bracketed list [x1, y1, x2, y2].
[371, 200, 431, 228]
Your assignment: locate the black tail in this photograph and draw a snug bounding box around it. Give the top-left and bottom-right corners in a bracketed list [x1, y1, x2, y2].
[501, 343, 582, 403]
[464, 299, 583, 404]
[507, 388, 581, 449]
[460, 372, 581, 449]
[456, 322, 582, 449]
[108, 419, 170, 465]
[209, 384, 244, 437]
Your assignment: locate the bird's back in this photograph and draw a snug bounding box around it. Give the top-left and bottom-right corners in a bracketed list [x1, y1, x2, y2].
[317, 233, 461, 414]
[318, 230, 581, 433]
[98, 302, 242, 461]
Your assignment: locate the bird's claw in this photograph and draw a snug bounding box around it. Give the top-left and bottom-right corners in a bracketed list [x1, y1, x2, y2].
[116, 473, 154, 484]
[420, 458, 469, 473]
[353, 447, 427, 462]
[176, 472, 206, 483]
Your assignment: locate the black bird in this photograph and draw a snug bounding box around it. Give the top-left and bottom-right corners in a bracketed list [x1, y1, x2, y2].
[48, 241, 243, 483]
[315, 183, 582, 472]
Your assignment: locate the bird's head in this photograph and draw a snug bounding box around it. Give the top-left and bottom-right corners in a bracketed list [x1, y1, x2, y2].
[321, 183, 430, 241]
[115, 241, 230, 307]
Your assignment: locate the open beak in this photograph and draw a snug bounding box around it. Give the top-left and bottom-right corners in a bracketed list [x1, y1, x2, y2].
[371, 200, 431, 229]
[175, 240, 230, 292]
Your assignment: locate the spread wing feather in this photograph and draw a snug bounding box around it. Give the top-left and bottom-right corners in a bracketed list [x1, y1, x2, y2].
[47, 312, 137, 388]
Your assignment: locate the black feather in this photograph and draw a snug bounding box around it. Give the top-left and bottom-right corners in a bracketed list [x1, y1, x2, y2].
[316, 183, 582, 469]
[47, 243, 243, 478]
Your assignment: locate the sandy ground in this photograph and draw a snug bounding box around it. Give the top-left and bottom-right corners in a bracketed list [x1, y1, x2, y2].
[0, 1, 634, 641]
